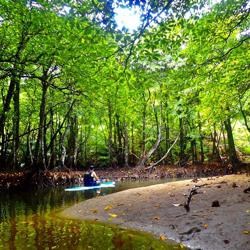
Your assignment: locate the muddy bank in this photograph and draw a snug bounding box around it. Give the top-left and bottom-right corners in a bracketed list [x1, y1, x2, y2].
[1, 163, 249, 190]
[61, 174, 250, 250]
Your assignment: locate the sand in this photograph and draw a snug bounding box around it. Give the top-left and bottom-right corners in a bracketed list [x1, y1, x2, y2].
[61, 174, 250, 250]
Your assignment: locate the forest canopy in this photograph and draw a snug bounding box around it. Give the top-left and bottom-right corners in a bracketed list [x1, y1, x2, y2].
[0, 0, 249, 172]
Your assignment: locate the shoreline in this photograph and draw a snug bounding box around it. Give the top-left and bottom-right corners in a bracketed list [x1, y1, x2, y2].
[1, 163, 249, 191]
[61, 174, 250, 250]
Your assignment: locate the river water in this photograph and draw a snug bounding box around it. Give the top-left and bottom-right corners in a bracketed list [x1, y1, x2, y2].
[0, 180, 185, 250]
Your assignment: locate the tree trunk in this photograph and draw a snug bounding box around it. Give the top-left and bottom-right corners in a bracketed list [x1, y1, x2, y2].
[46, 100, 75, 155]
[164, 113, 172, 164]
[67, 114, 78, 169]
[48, 109, 56, 168]
[191, 139, 197, 163]
[131, 121, 135, 165]
[34, 83, 48, 169]
[12, 77, 20, 169]
[224, 118, 239, 172]
[179, 117, 186, 166]
[136, 118, 162, 169]
[25, 123, 33, 166]
[113, 117, 117, 160]
[124, 121, 129, 167]
[211, 125, 221, 161]
[60, 124, 69, 168]
[198, 113, 204, 163]
[239, 98, 250, 132]
[108, 99, 113, 165]
[0, 31, 29, 166]
[141, 102, 146, 154]
[115, 114, 123, 165]
[146, 136, 179, 171]
[153, 101, 162, 162]
[0, 76, 16, 165]
[84, 126, 87, 164]
[43, 108, 48, 168]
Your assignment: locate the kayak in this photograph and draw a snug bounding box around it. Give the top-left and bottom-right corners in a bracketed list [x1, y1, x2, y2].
[65, 181, 115, 191]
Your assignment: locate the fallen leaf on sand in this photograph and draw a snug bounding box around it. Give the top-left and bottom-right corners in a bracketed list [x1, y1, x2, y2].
[116, 203, 124, 206]
[192, 178, 199, 183]
[219, 181, 227, 184]
[104, 205, 113, 211]
[159, 234, 166, 241]
[90, 209, 98, 214]
[109, 213, 118, 218]
[173, 203, 183, 207]
[153, 216, 160, 220]
[232, 182, 238, 188]
[154, 204, 161, 208]
[180, 243, 186, 249]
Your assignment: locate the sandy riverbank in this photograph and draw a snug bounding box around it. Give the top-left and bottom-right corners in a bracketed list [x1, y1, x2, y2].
[61, 174, 250, 250]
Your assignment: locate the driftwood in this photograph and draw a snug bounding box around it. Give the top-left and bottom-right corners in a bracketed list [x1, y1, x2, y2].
[184, 184, 208, 212]
[184, 186, 198, 212]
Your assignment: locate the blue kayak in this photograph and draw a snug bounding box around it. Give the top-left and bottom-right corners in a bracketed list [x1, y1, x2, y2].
[65, 181, 115, 191]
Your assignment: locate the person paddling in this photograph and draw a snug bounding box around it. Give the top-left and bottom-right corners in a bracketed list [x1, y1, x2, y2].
[84, 165, 100, 186]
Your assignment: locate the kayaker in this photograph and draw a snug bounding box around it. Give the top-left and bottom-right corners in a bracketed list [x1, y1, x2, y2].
[84, 165, 100, 186]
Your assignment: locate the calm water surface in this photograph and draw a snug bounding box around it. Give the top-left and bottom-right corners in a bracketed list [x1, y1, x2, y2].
[0, 180, 185, 250]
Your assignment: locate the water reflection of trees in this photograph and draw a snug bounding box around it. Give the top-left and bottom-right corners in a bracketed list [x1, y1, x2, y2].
[1, 212, 172, 249]
[0, 188, 88, 222]
[0, 187, 117, 223]
[0, 187, 181, 249]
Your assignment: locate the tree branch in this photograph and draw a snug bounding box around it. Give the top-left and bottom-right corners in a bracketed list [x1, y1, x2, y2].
[123, 0, 174, 71]
[145, 136, 179, 171]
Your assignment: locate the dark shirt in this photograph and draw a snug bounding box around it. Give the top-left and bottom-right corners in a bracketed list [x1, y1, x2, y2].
[83, 172, 98, 186]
